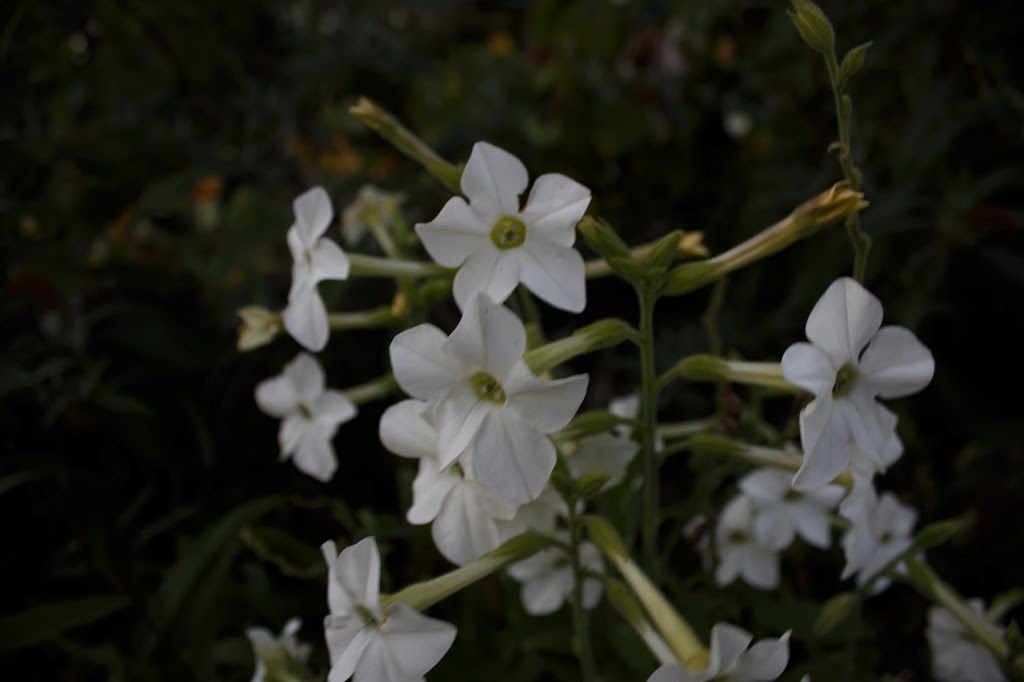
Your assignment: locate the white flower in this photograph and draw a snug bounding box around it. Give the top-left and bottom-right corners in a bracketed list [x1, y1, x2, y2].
[282, 187, 351, 351]
[838, 405, 903, 522]
[341, 185, 405, 247]
[781, 277, 934, 490]
[255, 353, 356, 481]
[647, 623, 790, 682]
[321, 537, 456, 682]
[714, 496, 779, 590]
[927, 600, 1006, 682]
[841, 492, 917, 593]
[415, 142, 591, 312]
[565, 431, 639, 490]
[506, 535, 604, 615]
[379, 399, 520, 566]
[738, 467, 844, 550]
[246, 618, 312, 682]
[389, 293, 588, 503]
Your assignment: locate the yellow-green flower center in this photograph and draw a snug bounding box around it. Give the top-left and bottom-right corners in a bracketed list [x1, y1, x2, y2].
[832, 363, 858, 398]
[297, 403, 313, 419]
[490, 215, 526, 250]
[468, 371, 507, 405]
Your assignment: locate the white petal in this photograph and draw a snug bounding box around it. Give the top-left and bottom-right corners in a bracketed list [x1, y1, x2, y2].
[378, 604, 457, 677]
[451, 247, 520, 311]
[283, 288, 329, 352]
[753, 505, 795, 551]
[351, 634, 404, 682]
[389, 325, 466, 399]
[647, 664, 697, 682]
[313, 390, 358, 428]
[504, 366, 589, 432]
[461, 142, 529, 218]
[434, 391, 492, 467]
[431, 482, 504, 565]
[709, 623, 754, 675]
[310, 238, 351, 283]
[730, 633, 790, 680]
[325, 620, 372, 682]
[738, 468, 791, 503]
[380, 399, 438, 459]
[407, 458, 456, 526]
[836, 397, 888, 465]
[444, 293, 526, 378]
[519, 173, 591, 246]
[415, 197, 491, 268]
[472, 410, 555, 504]
[335, 537, 381, 614]
[321, 540, 350, 614]
[279, 415, 306, 458]
[283, 352, 326, 402]
[792, 504, 833, 549]
[255, 375, 298, 418]
[567, 433, 638, 488]
[291, 428, 338, 481]
[858, 326, 935, 398]
[780, 342, 836, 396]
[520, 566, 572, 615]
[517, 240, 586, 313]
[741, 548, 780, 590]
[293, 186, 333, 246]
[793, 397, 852, 491]
[805, 277, 883, 367]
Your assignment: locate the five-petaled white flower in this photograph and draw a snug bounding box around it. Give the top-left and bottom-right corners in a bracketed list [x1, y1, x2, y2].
[246, 617, 312, 682]
[781, 277, 934, 490]
[841, 491, 917, 593]
[389, 293, 588, 504]
[283, 186, 351, 351]
[714, 496, 780, 590]
[506, 534, 604, 616]
[927, 600, 1007, 682]
[647, 623, 790, 682]
[322, 537, 456, 682]
[379, 399, 520, 566]
[415, 142, 591, 312]
[738, 467, 844, 550]
[255, 353, 356, 481]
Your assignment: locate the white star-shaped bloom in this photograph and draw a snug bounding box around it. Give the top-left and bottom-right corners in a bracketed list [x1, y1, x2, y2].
[714, 496, 780, 590]
[738, 467, 844, 550]
[647, 623, 790, 682]
[282, 186, 351, 351]
[255, 353, 356, 481]
[389, 293, 588, 504]
[506, 534, 604, 616]
[415, 142, 591, 312]
[321, 537, 456, 682]
[841, 491, 917, 593]
[838, 406, 903, 522]
[379, 399, 521, 566]
[781, 277, 934, 490]
[246, 618, 312, 682]
[927, 600, 1006, 682]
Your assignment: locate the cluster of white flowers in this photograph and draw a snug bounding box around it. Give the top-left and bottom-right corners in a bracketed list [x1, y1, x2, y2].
[648, 623, 790, 682]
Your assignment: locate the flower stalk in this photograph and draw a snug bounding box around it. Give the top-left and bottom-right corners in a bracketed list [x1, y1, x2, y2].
[685, 435, 854, 489]
[347, 253, 449, 278]
[327, 305, 395, 330]
[637, 287, 662, 577]
[523, 318, 638, 374]
[672, 355, 802, 392]
[343, 374, 399, 406]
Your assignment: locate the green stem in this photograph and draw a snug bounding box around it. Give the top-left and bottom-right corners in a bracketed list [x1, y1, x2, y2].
[637, 287, 660, 578]
[343, 374, 398, 405]
[327, 306, 394, 330]
[347, 253, 449, 278]
[364, 213, 399, 259]
[824, 49, 871, 282]
[567, 497, 598, 682]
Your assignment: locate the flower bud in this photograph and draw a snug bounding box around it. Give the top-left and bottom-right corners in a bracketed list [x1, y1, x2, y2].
[788, 0, 834, 53]
[237, 306, 282, 351]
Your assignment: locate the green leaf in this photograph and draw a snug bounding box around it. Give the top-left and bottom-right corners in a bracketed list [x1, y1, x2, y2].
[0, 594, 131, 654]
[838, 42, 873, 86]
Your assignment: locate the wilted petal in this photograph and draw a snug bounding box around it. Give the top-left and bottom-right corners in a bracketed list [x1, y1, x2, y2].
[452, 248, 520, 311]
[780, 342, 836, 396]
[415, 197, 491, 267]
[859, 326, 935, 398]
[505, 366, 589, 432]
[283, 288, 329, 352]
[378, 604, 457, 677]
[461, 142, 529, 218]
[390, 325, 466, 399]
[293, 186, 333, 246]
[805, 277, 883, 367]
[380, 399, 437, 460]
[473, 410, 555, 504]
[517, 240, 586, 313]
[519, 173, 591, 246]
[444, 293, 526, 378]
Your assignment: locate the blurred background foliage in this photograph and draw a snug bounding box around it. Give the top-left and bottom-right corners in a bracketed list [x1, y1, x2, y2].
[2, 0, 1022, 679]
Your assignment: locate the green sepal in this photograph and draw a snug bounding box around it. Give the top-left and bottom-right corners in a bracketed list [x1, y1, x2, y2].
[645, 230, 684, 269]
